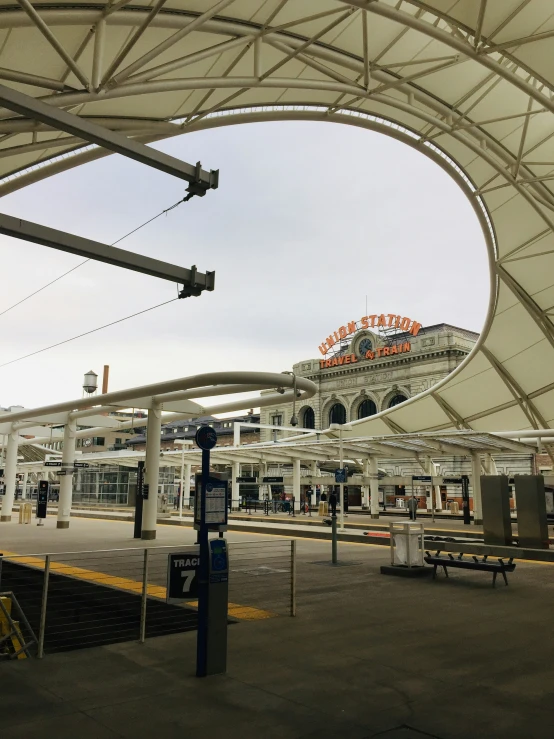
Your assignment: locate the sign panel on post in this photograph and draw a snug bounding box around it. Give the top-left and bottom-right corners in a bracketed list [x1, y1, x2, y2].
[442, 477, 463, 485]
[44, 461, 62, 467]
[194, 478, 228, 526]
[37, 480, 48, 519]
[236, 476, 257, 483]
[335, 468, 346, 483]
[263, 476, 284, 483]
[412, 475, 432, 483]
[167, 548, 200, 602]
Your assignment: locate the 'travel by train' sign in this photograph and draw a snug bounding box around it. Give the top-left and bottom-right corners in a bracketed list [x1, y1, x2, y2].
[319, 343, 412, 369]
[319, 314, 422, 356]
[318, 314, 422, 369]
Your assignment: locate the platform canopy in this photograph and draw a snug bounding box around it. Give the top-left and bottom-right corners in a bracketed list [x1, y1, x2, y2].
[16, 431, 538, 472]
[1, 1, 554, 433]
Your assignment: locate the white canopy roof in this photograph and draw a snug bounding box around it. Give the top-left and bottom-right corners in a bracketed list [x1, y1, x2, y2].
[16, 431, 538, 472]
[1, 1, 554, 434]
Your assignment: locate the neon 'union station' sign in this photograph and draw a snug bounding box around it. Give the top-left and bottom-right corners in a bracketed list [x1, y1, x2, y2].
[318, 314, 422, 369]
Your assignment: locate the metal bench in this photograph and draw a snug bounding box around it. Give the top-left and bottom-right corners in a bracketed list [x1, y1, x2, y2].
[424, 551, 516, 587]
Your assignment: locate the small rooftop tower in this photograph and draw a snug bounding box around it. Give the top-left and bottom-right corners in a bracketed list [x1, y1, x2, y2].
[83, 370, 98, 395]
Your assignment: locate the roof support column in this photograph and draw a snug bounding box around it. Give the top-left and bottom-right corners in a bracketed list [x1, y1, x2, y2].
[57, 419, 76, 528]
[292, 458, 301, 512]
[142, 405, 161, 540]
[22, 472, 28, 500]
[260, 460, 268, 501]
[183, 461, 192, 512]
[0, 428, 19, 521]
[471, 451, 483, 525]
[369, 456, 379, 520]
[361, 458, 370, 510]
[231, 461, 240, 511]
[424, 456, 442, 511]
[483, 453, 497, 475]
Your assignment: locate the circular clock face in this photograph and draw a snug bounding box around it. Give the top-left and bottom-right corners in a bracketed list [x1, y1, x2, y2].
[359, 338, 373, 357]
[83, 438, 92, 447]
[195, 425, 217, 450]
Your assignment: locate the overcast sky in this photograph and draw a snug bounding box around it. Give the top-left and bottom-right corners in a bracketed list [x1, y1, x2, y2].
[0, 121, 489, 410]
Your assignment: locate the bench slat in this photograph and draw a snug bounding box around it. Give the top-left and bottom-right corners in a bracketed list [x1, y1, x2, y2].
[424, 557, 516, 573]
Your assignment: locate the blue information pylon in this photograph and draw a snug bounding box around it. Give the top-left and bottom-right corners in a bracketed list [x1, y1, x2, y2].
[194, 426, 229, 677]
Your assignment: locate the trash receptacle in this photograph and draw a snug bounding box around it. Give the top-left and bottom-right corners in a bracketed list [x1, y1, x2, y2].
[318, 502, 328, 516]
[157, 493, 171, 518]
[389, 520, 424, 568]
[18, 502, 32, 524]
[449, 501, 459, 514]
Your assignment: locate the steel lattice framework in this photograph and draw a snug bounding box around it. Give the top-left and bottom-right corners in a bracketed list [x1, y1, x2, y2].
[1, 0, 554, 435]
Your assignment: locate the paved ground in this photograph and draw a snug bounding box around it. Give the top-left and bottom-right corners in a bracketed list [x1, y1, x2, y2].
[2, 516, 554, 738]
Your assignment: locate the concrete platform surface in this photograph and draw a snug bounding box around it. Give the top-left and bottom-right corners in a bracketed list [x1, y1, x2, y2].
[2, 516, 554, 738]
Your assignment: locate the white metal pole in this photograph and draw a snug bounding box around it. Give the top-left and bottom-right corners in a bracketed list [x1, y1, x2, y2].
[292, 458, 301, 512]
[0, 428, 19, 522]
[22, 472, 28, 500]
[362, 457, 370, 510]
[232, 461, 240, 511]
[339, 427, 345, 532]
[369, 456, 379, 519]
[471, 451, 483, 524]
[184, 462, 191, 511]
[233, 422, 241, 446]
[179, 444, 185, 519]
[57, 419, 76, 529]
[142, 405, 161, 540]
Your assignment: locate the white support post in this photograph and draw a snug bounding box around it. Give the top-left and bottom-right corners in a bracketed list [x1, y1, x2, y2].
[424, 456, 442, 511]
[233, 422, 241, 447]
[232, 461, 240, 511]
[57, 419, 76, 528]
[369, 456, 379, 519]
[184, 462, 191, 512]
[362, 458, 370, 509]
[142, 405, 161, 540]
[471, 451, 483, 524]
[22, 472, 28, 499]
[292, 458, 301, 512]
[0, 428, 19, 521]
[484, 453, 497, 475]
[260, 461, 268, 500]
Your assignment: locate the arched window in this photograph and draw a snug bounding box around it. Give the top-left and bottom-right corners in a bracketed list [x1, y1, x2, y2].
[329, 403, 346, 425]
[358, 399, 377, 419]
[303, 407, 315, 429]
[388, 394, 408, 408]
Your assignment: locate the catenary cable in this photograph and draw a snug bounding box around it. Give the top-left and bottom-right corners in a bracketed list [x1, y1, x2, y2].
[0, 195, 190, 319]
[0, 297, 179, 369]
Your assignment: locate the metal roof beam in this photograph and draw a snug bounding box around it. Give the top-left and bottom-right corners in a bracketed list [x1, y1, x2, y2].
[481, 345, 548, 430]
[109, 0, 238, 86]
[15, 0, 90, 89]
[0, 82, 219, 190]
[0, 211, 215, 293]
[431, 391, 471, 430]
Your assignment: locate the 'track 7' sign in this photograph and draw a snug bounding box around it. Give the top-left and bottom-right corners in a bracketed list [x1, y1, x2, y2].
[319, 314, 422, 356]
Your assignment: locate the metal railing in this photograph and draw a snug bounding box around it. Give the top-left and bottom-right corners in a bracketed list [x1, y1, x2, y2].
[0, 538, 296, 659]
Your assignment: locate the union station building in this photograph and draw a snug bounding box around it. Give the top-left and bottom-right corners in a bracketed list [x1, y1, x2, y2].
[260, 316, 479, 437]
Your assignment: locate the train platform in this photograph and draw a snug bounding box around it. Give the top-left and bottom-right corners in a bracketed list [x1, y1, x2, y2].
[2, 516, 554, 738]
[11, 505, 554, 562]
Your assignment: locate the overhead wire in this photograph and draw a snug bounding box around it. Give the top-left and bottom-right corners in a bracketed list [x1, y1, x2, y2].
[0, 193, 194, 369]
[0, 297, 178, 369]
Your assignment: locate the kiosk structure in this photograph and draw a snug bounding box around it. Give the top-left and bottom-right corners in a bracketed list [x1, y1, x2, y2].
[195, 425, 229, 677]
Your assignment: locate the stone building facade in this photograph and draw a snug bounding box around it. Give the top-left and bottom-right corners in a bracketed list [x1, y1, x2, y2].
[260, 322, 478, 439]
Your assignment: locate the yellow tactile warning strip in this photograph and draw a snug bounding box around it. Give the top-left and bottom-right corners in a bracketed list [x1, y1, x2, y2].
[1, 550, 277, 620]
[186, 601, 275, 621]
